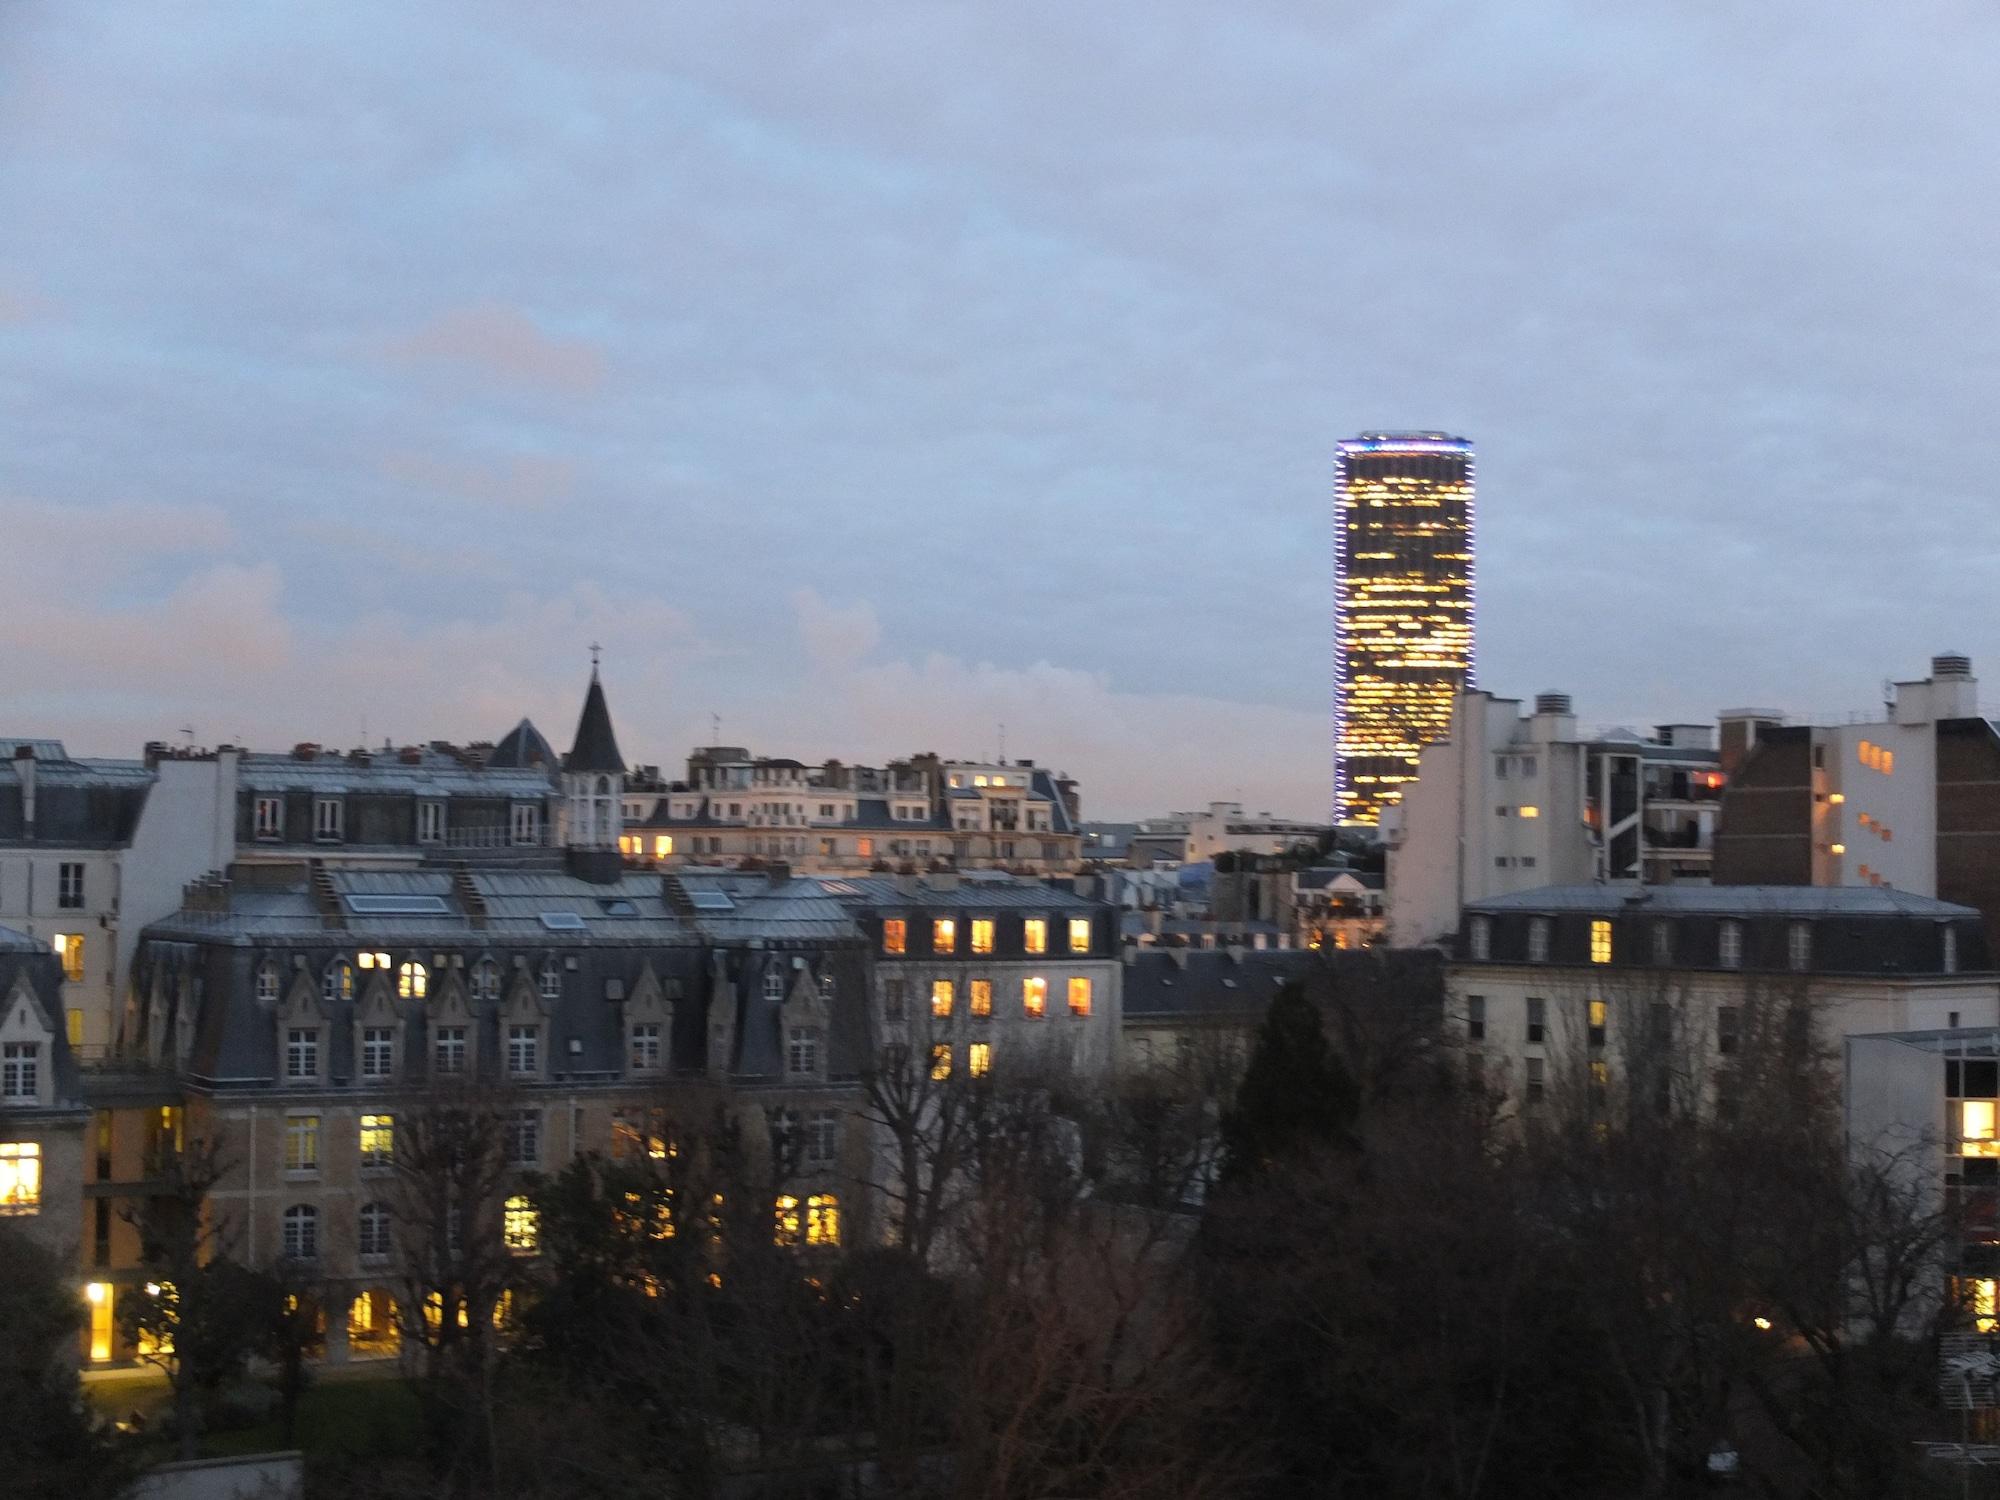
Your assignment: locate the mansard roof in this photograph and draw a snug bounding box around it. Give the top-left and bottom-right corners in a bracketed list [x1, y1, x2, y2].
[487, 718, 562, 783]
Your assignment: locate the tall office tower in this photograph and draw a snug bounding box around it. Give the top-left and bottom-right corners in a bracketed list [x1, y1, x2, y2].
[1334, 432, 1477, 825]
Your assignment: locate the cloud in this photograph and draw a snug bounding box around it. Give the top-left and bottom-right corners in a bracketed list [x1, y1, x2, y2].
[792, 587, 880, 671]
[378, 450, 578, 512]
[376, 304, 606, 394]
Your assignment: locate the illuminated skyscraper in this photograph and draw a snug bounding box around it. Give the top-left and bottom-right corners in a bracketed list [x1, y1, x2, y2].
[1334, 432, 1476, 825]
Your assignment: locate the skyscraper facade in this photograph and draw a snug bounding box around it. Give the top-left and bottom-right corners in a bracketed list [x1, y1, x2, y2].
[1334, 432, 1477, 825]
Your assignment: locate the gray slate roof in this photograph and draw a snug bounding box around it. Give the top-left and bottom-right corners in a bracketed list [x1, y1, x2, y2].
[1467, 883, 1980, 919]
[1122, 948, 1319, 1020]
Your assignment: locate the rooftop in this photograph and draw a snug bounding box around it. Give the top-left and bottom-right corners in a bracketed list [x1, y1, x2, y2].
[1467, 883, 1981, 920]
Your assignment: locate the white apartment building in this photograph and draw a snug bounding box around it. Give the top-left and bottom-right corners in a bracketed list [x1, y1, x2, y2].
[1120, 802, 1327, 866]
[1385, 690, 1729, 947]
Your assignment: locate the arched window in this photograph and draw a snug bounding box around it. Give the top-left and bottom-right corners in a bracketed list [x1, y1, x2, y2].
[282, 1203, 319, 1260]
[255, 961, 281, 1005]
[322, 958, 353, 1005]
[763, 966, 788, 1004]
[358, 1202, 391, 1259]
[471, 959, 500, 1002]
[397, 961, 427, 1000]
[539, 959, 561, 1002]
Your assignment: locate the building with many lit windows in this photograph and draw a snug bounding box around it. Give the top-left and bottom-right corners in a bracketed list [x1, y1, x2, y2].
[1334, 432, 1477, 826]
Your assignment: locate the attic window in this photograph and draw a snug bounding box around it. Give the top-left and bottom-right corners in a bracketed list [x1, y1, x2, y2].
[597, 899, 638, 917]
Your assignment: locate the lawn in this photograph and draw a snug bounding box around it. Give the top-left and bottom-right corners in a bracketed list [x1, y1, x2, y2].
[200, 1375, 423, 1461]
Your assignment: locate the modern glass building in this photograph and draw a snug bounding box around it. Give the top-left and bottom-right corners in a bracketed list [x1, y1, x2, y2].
[1334, 432, 1476, 825]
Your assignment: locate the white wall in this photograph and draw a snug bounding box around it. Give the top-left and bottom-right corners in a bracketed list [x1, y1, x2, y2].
[114, 754, 237, 1040]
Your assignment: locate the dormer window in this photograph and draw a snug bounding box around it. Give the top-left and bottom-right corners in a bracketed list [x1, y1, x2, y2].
[314, 797, 345, 843]
[284, 1028, 320, 1081]
[511, 803, 541, 846]
[254, 796, 284, 840]
[397, 962, 427, 1000]
[787, 1027, 820, 1076]
[256, 961, 281, 1005]
[1528, 919, 1550, 963]
[539, 959, 562, 1002]
[322, 959, 353, 1005]
[1787, 921, 1812, 972]
[472, 960, 500, 1002]
[1719, 920, 1744, 969]
[1946, 925, 1961, 975]
[1, 1042, 40, 1102]
[417, 802, 445, 844]
[1468, 916, 1491, 961]
[763, 967, 788, 1005]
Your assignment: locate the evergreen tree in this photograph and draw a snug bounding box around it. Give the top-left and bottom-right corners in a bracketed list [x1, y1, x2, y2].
[1218, 980, 1359, 1184]
[0, 1224, 133, 1499]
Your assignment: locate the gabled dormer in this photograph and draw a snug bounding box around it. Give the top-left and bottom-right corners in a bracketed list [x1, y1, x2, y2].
[274, 968, 328, 1087]
[625, 961, 674, 1078]
[779, 958, 831, 1084]
[501, 967, 549, 1081]
[705, 950, 736, 1078]
[0, 973, 57, 1109]
[354, 970, 401, 1084]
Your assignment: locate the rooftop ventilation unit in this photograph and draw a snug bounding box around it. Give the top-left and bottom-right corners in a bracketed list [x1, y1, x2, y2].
[1535, 692, 1574, 715]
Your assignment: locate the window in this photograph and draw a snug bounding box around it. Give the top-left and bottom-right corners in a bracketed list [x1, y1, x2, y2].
[1068, 977, 1092, 1016]
[1524, 1056, 1545, 1105]
[417, 802, 444, 844]
[1525, 997, 1546, 1046]
[504, 1195, 538, 1253]
[1023, 976, 1047, 1018]
[630, 1021, 662, 1072]
[284, 1115, 320, 1172]
[1719, 920, 1743, 969]
[58, 861, 84, 909]
[931, 980, 954, 1018]
[1788, 921, 1812, 973]
[282, 1204, 319, 1259]
[788, 1027, 819, 1076]
[1590, 920, 1613, 964]
[506, 1111, 540, 1168]
[1068, 917, 1092, 954]
[1947, 926, 1961, 975]
[1717, 1006, 1741, 1056]
[763, 966, 787, 1004]
[774, 1194, 802, 1247]
[654, 834, 674, 858]
[323, 959, 353, 1004]
[361, 1026, 394, 1080]
[882, 979, 907, 1022]
[254, 796, 284, 839]
[52, 933, 84, 983]
[433, 1026, 467, 1075]
[359, 1202, 391, 1259]
[314, 797, 344, 842]
[1518, 805, 1540, 819]
[507, 1025, 539, 1077]
[806, 1193, 840, 1246]
[1527, 918, 1550, 963]
[256, 961, 281, 1005]
[856, 837, 874, 858]
[539, 959, 561, 1001]
[817, 971, 836, 1004]
[397, 961, 426, 1000]
[1466, 995, 1485, 1042]
[612, 1107, 671, 1161]
[511, 803, 541, 845]
[1588, 999, 1607, 1049]
[930, 1044, 952, 1081]
[1651, 921, 1673, 965]
[1024, 918, 1048, 955]
[359, 1113, 393, 1168]
[471, 959, 499, 1001]
[970, 979, 993, 1018]
[970, 918, 995, 955]
[805, 1110, 840, 1172]
[1468, 917, 1491, 961]
[932, 919, 957, 954]
[1965, 1101, 1999, 1154]
[0, 1142, 41, 1214]
[969, 1041, 992, 1077]
[2, 1042, 39, 1102]
[285, 1028, 319, 1080]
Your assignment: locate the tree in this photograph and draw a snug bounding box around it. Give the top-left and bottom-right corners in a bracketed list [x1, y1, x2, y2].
[0, 1223, 132, 1499]
[1216, 981, 1358, 1184]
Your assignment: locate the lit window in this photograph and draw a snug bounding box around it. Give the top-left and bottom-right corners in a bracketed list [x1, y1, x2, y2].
[359, 1113, 393, 1167]
[66, 1009, 82, 1047]
[0, 1142, 42, 1214]
[284, 1114, 319, 1172]
[1068, 977, 1092, 1016]
[930, 1044, 952, 1081]
[1023, 976, 1047, 1018]
[1590, 921, 1612, 964]
[969, 1042, 992, 1077]
[507, 1025, 539, 1076]
[1830, 843, 1846, 856]
[285, 1029, 319, 1081]
[1024, 918, 1048, 955]
[1588, 998, 1607, 1048]
[52, 933, 84, 983]
[1518, 805, 1540, 819]
[774, 1194, 802, 1246]
[856, 838, 874, 859]
[1788, 922, 1812, 972]
[1964, 1101, 1999, 1156]
[788, 1027, 819, 1076]
[933, 919, 957, 954]
[971, 919, 995, 955]
[323, 959, 353, 1004]
[882, 920, 907, 956]
[655, 835, 673, 858]
[1, 1042, 39, 1102]
[970, 979, 992, 1018]
[806, 1193, 840, 1246]
[1966, 1277, 1999, 1334]
[433, 1025, 467, 1075]
[504, 1195, 538, 1253]
[397, 961, 427, 1000]
[358, 1202, 392, 1259]
[931, 980, 954, 1018]
[282, 1204, 319, 1259]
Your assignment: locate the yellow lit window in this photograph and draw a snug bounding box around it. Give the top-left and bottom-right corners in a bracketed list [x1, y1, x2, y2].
[1068, 977, 1092, 1016]
[930, 1044, 952, 1081]
[1828, 792, 1845, 805]
[806, 1193, 840, 1246]
[1023, 976, 1047, 1018]
[1590, 1059, 1609, 1086]
[86, 1282, 113, 1361]
[1068, 918, 1091, 953]
[933, 919, 956, 954]
[1590, 921, 1612, 964]
[1830, 843, 1846, 855]
[1965, 1277, 2000, 1333]
[882, 920, 906, 956]
[971, 919, 995, 955]
[968, 1042, 992, 1077]
[1024, 919, 1048, 955]
[931, 980, 954, 1018]
[774, 1193, 801, 1247]
[423, 1292, 472, 1332]
[359, 1113, 394, 1166]
[974, 775, 989, 787]
[856, 837, 873, 858]
[503, 1195, 538, 1253]
[357, 950, 390, 970]
[52, 933, 84, 983]
[1588, 999, 1607, 1028]
[618, 835, 637, 856]
[1964, 1101, 2000, 1156]
[1518, 805, 1541, 819]
[0, 1141, 41, 1214]
[970, 979, 992, 1017]
[397, 961, 427, 999]
[66, 1009, 83, 1047]
[655, 835, 673, 857]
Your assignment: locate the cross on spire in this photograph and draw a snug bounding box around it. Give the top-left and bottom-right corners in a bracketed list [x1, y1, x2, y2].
[589, 641, 602, 671]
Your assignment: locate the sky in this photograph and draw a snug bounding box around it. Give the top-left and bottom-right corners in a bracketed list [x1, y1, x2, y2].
[3, 2, 1998, 820]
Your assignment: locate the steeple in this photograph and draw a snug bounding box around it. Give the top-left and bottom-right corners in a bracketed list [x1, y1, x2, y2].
[566, 647, 625, 775]
[561, 652, 626, 853]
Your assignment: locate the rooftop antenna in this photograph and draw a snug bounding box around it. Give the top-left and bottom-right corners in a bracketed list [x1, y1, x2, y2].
[180, 725, 195, 745]
[998, 722, 1006, 765]
[711, 712, 721, 746]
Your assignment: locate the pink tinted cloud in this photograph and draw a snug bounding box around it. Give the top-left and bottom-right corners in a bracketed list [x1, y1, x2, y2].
[377, 303, 606, 394]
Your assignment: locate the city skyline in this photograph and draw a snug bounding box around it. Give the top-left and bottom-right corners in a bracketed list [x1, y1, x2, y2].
[4, 4, 2000, 821]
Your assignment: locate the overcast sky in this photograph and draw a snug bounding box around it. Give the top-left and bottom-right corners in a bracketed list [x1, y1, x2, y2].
[3, 3, 1997, 819]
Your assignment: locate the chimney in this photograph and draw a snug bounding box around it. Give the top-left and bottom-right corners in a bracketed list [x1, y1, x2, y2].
[293, 742, 319, 761]
[399, 746, 423, 765]
[765, 861, 791, 888]
[13, 745, 34, 837]
[923, 870, 960, 893]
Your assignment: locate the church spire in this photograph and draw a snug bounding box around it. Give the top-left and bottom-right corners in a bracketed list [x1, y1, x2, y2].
[565, 651, 625, 775]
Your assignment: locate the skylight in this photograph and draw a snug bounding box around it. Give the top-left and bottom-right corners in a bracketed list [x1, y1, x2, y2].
[344, 894, 450, 916]
[539, 911, 587, 930]
[688, 890, 736, 911]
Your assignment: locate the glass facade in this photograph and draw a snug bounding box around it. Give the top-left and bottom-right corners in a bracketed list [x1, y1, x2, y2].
[1334, 432, 1476, 824]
